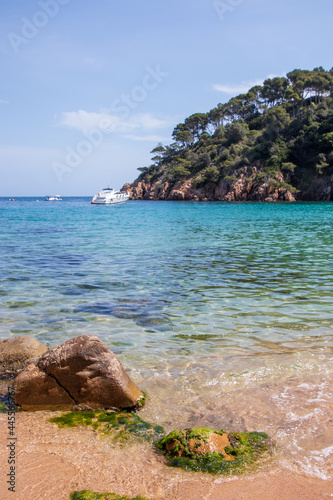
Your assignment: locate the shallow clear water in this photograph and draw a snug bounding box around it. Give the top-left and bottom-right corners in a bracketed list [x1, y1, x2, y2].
[1, 198, 333, 478]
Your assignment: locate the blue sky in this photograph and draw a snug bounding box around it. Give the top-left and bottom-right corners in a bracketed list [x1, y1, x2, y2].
[0, 0, 332, 196]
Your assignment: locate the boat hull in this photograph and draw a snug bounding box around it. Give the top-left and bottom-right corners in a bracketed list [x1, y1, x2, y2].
[91, 199, 128, 205]
[91, 188, 129, 205]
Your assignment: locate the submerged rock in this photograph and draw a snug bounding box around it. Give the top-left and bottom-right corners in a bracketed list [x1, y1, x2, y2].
[0, 336, 48, 374]
[156, 427, 273, 474]
[14, 335, 144, 410]
[49, 409, 164, 442]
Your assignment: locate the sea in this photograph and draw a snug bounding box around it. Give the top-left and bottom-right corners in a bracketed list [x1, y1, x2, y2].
[1, 198, 332, 479]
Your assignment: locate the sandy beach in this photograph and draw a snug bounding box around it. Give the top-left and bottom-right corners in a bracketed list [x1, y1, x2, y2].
[1, 409, 332, 500]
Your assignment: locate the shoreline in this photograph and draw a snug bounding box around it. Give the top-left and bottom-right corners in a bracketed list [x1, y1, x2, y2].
[0, 411, 332, 500]
[1, 342, 333, 492]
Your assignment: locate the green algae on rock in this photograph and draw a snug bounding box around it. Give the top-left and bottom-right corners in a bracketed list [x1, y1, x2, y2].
[156, 427, 273, 474]
[70, 491, 152, 500]
[49, 411, 96, 428]
[49, 411, 164, 442]
[136, 391, 147, 408]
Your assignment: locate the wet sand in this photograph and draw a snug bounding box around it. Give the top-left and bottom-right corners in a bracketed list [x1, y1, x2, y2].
[0, 411, 332, 500]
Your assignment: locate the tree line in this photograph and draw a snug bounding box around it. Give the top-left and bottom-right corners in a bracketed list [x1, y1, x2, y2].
[136, 67, 333, 196]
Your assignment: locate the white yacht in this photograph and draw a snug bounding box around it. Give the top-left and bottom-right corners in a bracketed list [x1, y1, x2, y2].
[91, 187, 129, 205]
[45, 195, 62, 201]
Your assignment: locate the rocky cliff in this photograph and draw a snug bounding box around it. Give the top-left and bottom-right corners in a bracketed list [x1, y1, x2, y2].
[123, 167, 333, 202]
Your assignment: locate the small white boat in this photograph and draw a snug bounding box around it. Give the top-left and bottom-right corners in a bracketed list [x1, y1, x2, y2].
[91, 187, 129, 205]
[45, 195, 62, 201]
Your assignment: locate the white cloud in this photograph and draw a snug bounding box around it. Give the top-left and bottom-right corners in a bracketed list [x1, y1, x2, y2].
[122, 134, 170, 142]
[57, 110, 119, 132]
[57, 110, 170, 134]
[213, 74, 280, 95]
[126, 114, 169, 130]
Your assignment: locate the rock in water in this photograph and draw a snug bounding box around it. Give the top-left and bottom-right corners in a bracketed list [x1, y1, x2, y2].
[157, 427, 273, 474]
[14, 335, 143, 410]
[0, 336, 48, 373]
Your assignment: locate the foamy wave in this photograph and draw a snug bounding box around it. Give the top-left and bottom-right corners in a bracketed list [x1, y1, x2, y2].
[312, 446, 333, 459]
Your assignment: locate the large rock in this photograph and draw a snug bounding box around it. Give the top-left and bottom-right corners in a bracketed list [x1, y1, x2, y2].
[0, 336, 48, 373]
[14, 363, 73, 408]
[14, 335, 143, 410]
[160, 428, 235, 460]
[157, 427, 273, 474]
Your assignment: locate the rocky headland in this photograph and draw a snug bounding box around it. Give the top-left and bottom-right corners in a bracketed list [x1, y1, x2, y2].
[124, 67, 333, 202]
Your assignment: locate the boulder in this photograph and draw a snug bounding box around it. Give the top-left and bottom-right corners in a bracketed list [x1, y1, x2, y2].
[161, 428, 235, 460]
[157, 427, 273, 474]
[13, 363, 73, 409]
[0, 336, 48, 373]
[14, 335, 143, 410]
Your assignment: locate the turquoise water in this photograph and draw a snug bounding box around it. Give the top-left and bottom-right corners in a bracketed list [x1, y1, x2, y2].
[1, 199, 333, 477]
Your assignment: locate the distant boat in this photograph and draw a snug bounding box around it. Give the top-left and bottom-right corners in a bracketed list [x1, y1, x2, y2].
[91, 187, 129, 205]
[9, 198, 16, 201]
[45, 195, 62, 201]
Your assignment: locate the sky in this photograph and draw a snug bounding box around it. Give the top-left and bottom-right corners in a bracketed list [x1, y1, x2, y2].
[0, 0, 332, 196]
